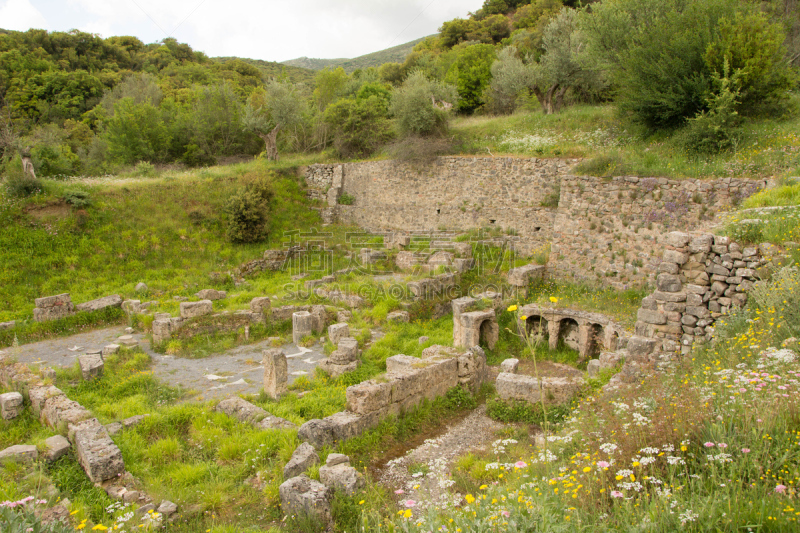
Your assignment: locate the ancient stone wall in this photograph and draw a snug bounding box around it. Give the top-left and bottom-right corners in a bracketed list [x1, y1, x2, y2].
[306, 159, 767, 286]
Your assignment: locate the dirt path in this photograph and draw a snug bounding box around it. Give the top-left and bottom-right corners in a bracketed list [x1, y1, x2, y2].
[1, 326, 326, 400]
[377, 404, 508, 511]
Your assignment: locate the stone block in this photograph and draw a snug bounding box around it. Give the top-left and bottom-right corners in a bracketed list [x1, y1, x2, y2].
[263, 349, 288, 400]
[499, 358, 519, 374]
[284, 442, 320, 479]
[28, 386, 63, 417]
[179, 300, 213, 319]
[0, 444, 38, 464]
[508, 264, 545, 287]
[396, 251, 423, 271]
[292, 311, 315, 345]
[587, 359, 601, 377]
[250, 297, 272, 315]
[72, 418, 125, 482]
[34, 293, 72, 308]
[657, 262, 680, 275]
[656, 273, 682, 292]
[195, 289, 226, 300]
[33, 304, 75, 322]
[279, 475, 332, 523]
[0, 320, 15, 330]
[41, 395, 91, 429]
[387, 311, 410, 323]
[652, 291, 687, 302]
[216, 396, 293, 429]
[317, 359, 360, 378]
[428, 251, 454, 269]
[0, 391, 23, 420]
[666, 232, 690, 248]
[319, 462, 365, 496]
[637, 309, 666, 325]
[496, 373, 541, 404]
[346, 380, 392, 415]
[157, 500, 178, 518]
[689, 234, 714, 253]
[330, 338, 359, 364]
[626, 336, 658, 359]
[78, 353, 104, 381]
[385, 354, 419, 374]
[663, 250, 688, 265]
[76, 295, 123, 313]
[44, 435, 70, 462]
[337, 310, 352, 323]
[102, 344, 120, 357]
[327, 323, 350, 345]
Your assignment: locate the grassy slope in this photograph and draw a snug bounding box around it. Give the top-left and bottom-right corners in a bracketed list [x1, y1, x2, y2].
[449, 101, 800, 180]
[282, 36, 430, 73]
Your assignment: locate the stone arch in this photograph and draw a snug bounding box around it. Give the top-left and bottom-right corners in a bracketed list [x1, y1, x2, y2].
[478, 318, 499, 350]
[559, 318, 580, 351]
[587, 323, 604, 359]
[525, 315, 549, 342]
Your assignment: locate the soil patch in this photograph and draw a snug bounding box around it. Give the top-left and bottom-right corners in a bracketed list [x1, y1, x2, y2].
[517, 359, 583, 379]
[24, 201, 71, 221]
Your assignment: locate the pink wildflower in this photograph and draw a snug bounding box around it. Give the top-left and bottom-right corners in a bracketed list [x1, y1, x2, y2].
[717, 443, 728, 449]
[611, 491, 624, 498]
[404, 500, 417, 508]
[501, 510, 510, 517]
[739, 388, 747, 393]
[775, 484, 787, 494]
[704, 442, 715, 448]
[394, 489, 404, 495]
[597, 461, 610, 469]
[514, 461, 528, 468]
[741, 448, 751, 453]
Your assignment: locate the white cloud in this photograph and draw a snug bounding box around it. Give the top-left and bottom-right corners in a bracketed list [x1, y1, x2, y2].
[22, 0, 484, 61]
[0, 0, 49, 31]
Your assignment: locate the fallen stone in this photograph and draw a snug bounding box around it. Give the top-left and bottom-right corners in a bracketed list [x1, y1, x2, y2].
[499, 358, 519, 374]
[337, 310, 352, 323]
[44, 435, 70, 462]
[102, 344, 121, 357]
[508, 264, 545, 287]
[250, 297, 272, 315]
[121, 415, 147, 429]
[587, 359, 601, 377]
[0, 444, 38, 464]
[71, 418, 125, 482]
[318, 359, 360, 378]
[76, 294, 123, 313]
[157, 500, 178, 518]
[330, 338, 359, 364]
[105, 422, 123, 436]
[215, 396, 294, 429]
[284, 442, 320, 479]
[386, 310, 410, 323]
[28, 386, 63, 417]
[319, 461, 364, 496]
[135, 282, 148, 292]
[78, 353, 104, 381]
[279, 475, 332, 523]
[196, 289, 227, 301]
[325, 453, 349, 467]
[0, 391, 24, 420]
[418, 336, 429, 344]
[292, 311, 315, 345]
[0, 320, 16, 330]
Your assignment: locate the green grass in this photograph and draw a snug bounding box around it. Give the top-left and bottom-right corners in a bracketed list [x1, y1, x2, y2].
[450, 101, 800, 180]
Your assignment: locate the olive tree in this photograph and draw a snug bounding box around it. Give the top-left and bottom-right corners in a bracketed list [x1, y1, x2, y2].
[242, 80, 306, 160]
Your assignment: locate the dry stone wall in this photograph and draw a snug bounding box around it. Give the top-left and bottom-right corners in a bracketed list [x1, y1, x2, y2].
[306, 159, 766, 285]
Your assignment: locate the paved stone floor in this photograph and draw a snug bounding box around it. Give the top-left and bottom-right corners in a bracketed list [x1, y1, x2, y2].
[1, 326, 326, 400]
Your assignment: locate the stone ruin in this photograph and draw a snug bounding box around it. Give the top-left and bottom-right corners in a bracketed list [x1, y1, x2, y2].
[30, 293, 123, 323]
[452, 297, 499, 351]
[297, 344, 488, 450]
[516, 303, 626, 361]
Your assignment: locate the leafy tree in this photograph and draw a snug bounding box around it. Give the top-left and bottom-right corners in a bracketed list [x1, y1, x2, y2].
[313, 67, 349, 112]
[486, 46, 534, 114]
[224, 175, 274, 243]
[582, 0, 749, 129]
[186, 82, 247, 156]
[390, 71, 458, 137]
[324, 95, 393, 158]
[445, 43, 497, 113]
[243, 80, 306, 160]
[100, 72, 163, 114]
[104, 97, 171, 163]
[527, 7, 599, 114]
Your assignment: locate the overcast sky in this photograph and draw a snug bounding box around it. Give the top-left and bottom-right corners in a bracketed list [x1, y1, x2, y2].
[0, 0, 484, 62]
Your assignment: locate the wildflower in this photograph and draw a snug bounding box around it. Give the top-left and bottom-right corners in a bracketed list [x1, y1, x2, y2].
[597, 461, 610, 469]
[395, 489, 404, 495]
[507, 305, 518, 312]
[549, 296, 558, 303]
[610, 491, 624, 498]
[359, 500, 364, 505]
[404, 500, 417, 508]
[717, 443, 728, 449]
[465, 495, 475, 504]
[704, 442, 715, 448]
[403, 509, 413, 519]
[501, 510, 510, 517]
[775, 485, 787, 494]
[741, 448, 751, 453]
[515, 461, 528, 468]
[92, 526, 108, 531]
[479, 485, 488, 490]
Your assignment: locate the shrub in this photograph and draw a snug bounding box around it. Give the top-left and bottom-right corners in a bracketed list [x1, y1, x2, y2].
[62, 188, 91, 208]
[338, 192, 355, 205]
[390, 71, 457, 137]
[181, 143, 217, 167]
[223, 174, 274, 244]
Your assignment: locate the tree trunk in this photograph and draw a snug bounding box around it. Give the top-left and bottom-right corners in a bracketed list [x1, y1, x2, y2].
[553, 85, 568, 113]
[531, 87, 548, 114]
[258, 124, 281, 161]
[544, 84, 560, 114]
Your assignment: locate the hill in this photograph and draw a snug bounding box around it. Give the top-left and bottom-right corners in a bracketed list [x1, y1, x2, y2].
[212, 56, 317, 85]
[282, 35, 431, 72]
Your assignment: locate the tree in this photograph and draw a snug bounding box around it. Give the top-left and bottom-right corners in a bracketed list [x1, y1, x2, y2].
[526, 7, 598, 115]
[390, 71, 458, 137]
[323, 95, 393, 158]
[445, 43, 497, 113]
[242, 80, 305, 160]
[581, 0, 757, 129]
[486, 46, 534, 114]
[104, 97, 171, 163]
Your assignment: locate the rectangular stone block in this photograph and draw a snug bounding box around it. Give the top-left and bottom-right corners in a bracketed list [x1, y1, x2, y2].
[76, 294, 123, 313]
[637, 309, 666, 325]
[29, 386, 64, 417]
[34, 293, 72, 308]
[33, 304, 75, 322]
[263, 349, 288, 400]
[44, 435, 70, 462]
[385, 354, 419, 374]
[72, 418, 125, 482]
[78, 353, 104, 381]
[496, 372, 541, 404]
[250, 296, 272, 315]
[0, 444, 38, 464]
[346, 380, 392, 415]
[179, 300, 213, 319]
[0, 391, 23, 420]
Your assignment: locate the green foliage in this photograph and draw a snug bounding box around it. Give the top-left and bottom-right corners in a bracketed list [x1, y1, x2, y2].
[323, 95, 394, 158]
[104, 97, 171, 164]
[3, 167, 42, 198]
[31, 144, 81, 177]
[224, 175, 274, 244]
[445, 44, 497, 113]
[680, 62, 743, 155]
[486, 397, 571, 425]
[338, 192, 355, 205]
[61, 188, 91, 208]
[390, 71, 457, 137]
[0, 503, 78, 533]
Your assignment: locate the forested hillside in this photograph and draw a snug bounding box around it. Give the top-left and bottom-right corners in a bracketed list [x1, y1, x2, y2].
[1, 0, 799, 186]
[282, 36, 429, 73]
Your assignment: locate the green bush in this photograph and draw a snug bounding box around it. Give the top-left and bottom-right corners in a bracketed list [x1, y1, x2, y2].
[32, 143, 81, 177]
[62, 188, 91, 208]
[181, 143, 217, 167]
[390, 71, 458, 137]
[224, 175, 274, 243]
[0, 504, 77, 533]
[338, 192, 355, 205]
[680, 64, 743, 155]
